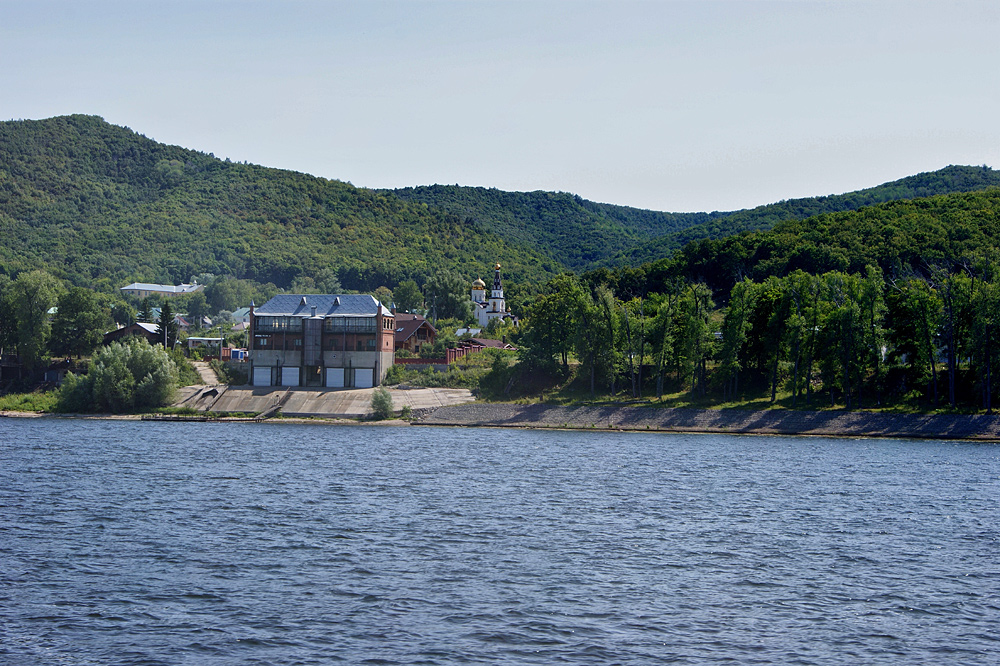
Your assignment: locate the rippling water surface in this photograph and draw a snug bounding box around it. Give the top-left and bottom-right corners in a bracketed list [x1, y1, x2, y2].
[2, 419, 998, 664]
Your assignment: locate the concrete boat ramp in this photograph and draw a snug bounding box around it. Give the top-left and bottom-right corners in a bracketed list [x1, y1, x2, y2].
[173, 384, 475, 419]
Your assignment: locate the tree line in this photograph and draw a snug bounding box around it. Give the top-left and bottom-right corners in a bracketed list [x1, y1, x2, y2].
[513, 262, 1000, 413]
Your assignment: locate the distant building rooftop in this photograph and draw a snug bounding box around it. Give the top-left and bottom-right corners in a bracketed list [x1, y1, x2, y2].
[121, 282, 204, 296]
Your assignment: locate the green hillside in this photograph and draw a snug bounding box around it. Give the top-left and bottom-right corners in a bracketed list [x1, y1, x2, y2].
[2, 115, 998, 300]
[606, 165, 1000, 268]
[391, 185, 720, 270]
[0, 115, 560, 293]
[630, 188, 1000, 299]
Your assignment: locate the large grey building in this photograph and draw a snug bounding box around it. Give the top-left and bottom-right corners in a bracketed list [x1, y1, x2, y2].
[248, 294, 395, 388]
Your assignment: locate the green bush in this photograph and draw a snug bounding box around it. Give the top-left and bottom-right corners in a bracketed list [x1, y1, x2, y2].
[478, 351, 519, 399]
[383, 364, 407, 385]
[57, 338, 179, 413]
[210, 359, 249, 385]
[168, 347, 202, 386]
[370, 387, 394, 420]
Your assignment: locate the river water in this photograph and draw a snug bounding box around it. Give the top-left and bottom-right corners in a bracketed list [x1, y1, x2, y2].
[1, 419, 998, 664]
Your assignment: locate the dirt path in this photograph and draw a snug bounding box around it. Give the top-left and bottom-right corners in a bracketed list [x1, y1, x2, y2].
[190, 361, 220, 385]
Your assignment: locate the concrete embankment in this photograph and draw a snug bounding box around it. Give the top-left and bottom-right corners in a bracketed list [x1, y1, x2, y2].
[418, 403, 1000, 441]
[173, 385, 475, 418]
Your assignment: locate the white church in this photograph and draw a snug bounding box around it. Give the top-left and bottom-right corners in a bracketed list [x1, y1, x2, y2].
[471, 263, 517, 328]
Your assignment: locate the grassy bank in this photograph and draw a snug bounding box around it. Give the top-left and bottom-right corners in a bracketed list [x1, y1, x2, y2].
[0, 390, 60, 413]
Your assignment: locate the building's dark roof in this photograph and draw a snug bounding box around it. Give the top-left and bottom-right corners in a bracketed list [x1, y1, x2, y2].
[105, 322, 158, 335]
[470, 337, 516, 350]
[394, 313, 436, 342]
[254, 294, 391, 317]
[102, 322, 160, 344]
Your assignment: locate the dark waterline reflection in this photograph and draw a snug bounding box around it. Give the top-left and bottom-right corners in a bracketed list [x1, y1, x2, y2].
[2, 419, 998, 664]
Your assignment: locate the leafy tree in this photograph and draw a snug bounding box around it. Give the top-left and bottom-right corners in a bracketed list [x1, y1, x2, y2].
[58, 337, 179, 413]
[969, 269, 1000, 413]
[719, 279, 758, 401]
[110, 301, 137, 327]
[214, 309, 235, 327]
[520, 274, 587, 374]
[290, 276, 318, 293]
[676, 283, 715, 396]
[50, 287, 111, 357]
[186, 292, 211, 327]
[0, 275, 16, 353]
[484, 315, 517, 341]
[594, 284, 621, 395]
[818, 272, 873, 409]
[393, 279, 422, 313]
[424, 271, 473, 322]
[205, 278, 268, 312]
[619, 297, 647, 397]
[858, 266, 888, 406]
[372, 286, 393, 308]
[9, 270, 63, 369]
[572, 284, 605, 398]
[314, 268, 342, 294]
[936, 269, 975, 408]
[646, 291, 679, 400]
[888, 276, 940, 403]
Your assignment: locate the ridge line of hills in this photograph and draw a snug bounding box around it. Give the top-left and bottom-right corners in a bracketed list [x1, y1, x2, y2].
[1, 114, 998, 299]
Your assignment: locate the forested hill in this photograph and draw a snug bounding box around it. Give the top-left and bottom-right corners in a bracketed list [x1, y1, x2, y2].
[2, 115, 998, 297]
[639, 188, 1000, 300]
[605, 165, 1000, 268]
[0, 115, 562, 293]
[390, 185, 722, 270]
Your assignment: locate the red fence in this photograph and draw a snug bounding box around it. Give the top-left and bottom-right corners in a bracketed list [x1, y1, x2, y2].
[396, 342, 487, 366]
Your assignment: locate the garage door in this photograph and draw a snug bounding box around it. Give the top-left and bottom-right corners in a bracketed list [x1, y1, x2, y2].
[355, 368, 374, 389]
[326, 367, 345, 388]
[280, 367, 300, 386]
[252, 366, 272, 387]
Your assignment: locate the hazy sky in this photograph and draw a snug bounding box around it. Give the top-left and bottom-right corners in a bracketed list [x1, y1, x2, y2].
[2, 0, 997, 212]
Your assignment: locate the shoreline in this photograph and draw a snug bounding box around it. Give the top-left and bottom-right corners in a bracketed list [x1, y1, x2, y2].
[416, 403, 1000, 441]
[6, 404, 1000, 440]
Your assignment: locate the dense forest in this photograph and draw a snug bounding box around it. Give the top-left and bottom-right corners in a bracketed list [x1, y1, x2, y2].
[390, 185, 720, 270]
[610, 189, 1000, 300]
[3, 115, 997, 300]
[512, 262, 1000, 413]
[606, 165, 1000, 267]
[503, 188, 1000, 412]
[0, 115, 559, 295]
